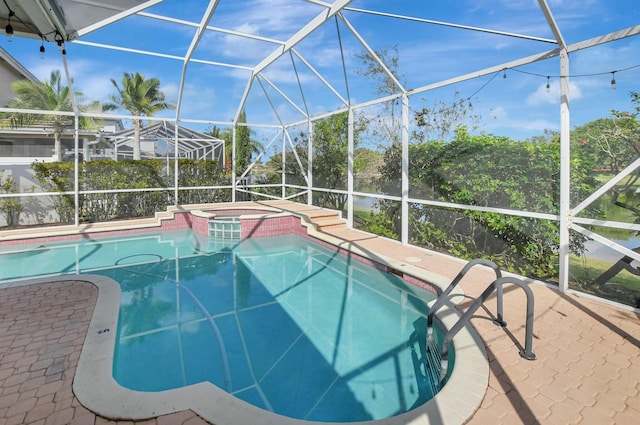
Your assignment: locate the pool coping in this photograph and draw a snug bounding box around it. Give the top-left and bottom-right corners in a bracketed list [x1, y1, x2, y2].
[0, 203, 490, 425]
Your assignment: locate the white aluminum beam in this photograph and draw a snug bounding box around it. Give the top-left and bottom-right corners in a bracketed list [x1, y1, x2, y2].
[75, 0, 164, 38]
[347, 108, 354, 227]
[558, 49, 571, 293]
[401, 93, 409, 244]
[71, 40, 253, 70]
[291, 49, 349, 106]
[567, 25, 640, 53]
[573, 218, 640, 233]
[537, 0, 567, 48]
[573, 156, 640, 216]
[138, 12, 287, 46]
[252, 0, 353, 76]
[175, 0, 220, 121]
[573, 225, 640, 264]
[283, 128, 310, 186]
[345, 7, 557, 45]
[258, 75, 309, 119]
[337, 12, 406, 94]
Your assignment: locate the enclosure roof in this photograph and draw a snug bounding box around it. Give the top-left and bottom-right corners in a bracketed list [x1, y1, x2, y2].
[1, 1, 639, 133]
[0, 1, 161, 42]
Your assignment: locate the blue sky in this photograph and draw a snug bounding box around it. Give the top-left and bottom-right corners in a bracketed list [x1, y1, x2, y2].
[2, 0, 640, 142]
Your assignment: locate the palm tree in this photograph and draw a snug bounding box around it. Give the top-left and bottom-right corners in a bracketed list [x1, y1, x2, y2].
[7, 70, 97, 159]
[105, 72, 174, 160]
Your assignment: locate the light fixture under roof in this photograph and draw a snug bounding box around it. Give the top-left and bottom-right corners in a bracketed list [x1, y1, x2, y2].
[5, 7, 14, 40]
[1, 1, 162, 42]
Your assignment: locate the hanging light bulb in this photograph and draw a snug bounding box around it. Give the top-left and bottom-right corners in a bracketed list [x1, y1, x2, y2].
[5, 10, 15, 41]
[39, 36, 46, 59]
[610, 72, 616, 90]
[503, 69, 507, 79]
[54, 31, 66, 55]
[546, 76, 551, 93]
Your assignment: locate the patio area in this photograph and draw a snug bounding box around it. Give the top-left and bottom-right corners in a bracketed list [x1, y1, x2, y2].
[0, 201, 638, 425]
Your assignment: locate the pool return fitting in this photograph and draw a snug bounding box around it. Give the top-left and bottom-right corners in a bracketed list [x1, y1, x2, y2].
[425, 259, 536, 392]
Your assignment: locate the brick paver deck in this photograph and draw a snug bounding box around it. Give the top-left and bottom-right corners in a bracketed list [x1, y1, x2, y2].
[0, 202, 638, 424]
[0, 281, 209, 425]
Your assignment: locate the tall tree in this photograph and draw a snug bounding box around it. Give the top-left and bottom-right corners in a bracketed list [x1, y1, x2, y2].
[354, 45, 403, 145]
[311, 112, 367, 211]
[572, 92, 640, 227]
[234, 110, 261, 176]
[105, 72, 174, 160]
[206, 112, 260, 175]
[205, 125, 230, 171]
[7, 70, 98, 159]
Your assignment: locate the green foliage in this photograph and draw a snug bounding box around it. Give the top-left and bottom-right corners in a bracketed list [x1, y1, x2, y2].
[358, 210, 398, 239]
[206, 113, 260, 180]
[0, 171, 22, 227]
[172, 159, 231, 204]
[264, 112, 363, 210]
[571, 92, 640, 231]
[32, 159, 229, 223]
[234, 111, 261, 175]
[105, 72, 173, 118]
[377, 128, 599, 279]
[312, 112, 368, 210]
[571, 116, 639, 172]
[32, 161, 75, 223]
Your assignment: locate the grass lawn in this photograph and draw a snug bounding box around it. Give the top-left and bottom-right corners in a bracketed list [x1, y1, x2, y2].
[569, 254, 640, 307]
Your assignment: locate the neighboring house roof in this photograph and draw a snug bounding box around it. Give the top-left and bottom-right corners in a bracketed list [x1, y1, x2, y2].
[0, 46, 38, 82]
[0, 46, 39, 107]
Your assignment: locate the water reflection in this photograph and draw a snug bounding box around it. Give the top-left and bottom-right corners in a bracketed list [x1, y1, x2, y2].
[105, 234, 438, 422]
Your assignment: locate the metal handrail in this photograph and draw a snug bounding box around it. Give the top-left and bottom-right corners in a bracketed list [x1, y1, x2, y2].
[427, 258, 504, 341]
[426, 261, 536, 387]
[438, 276, 536, 380]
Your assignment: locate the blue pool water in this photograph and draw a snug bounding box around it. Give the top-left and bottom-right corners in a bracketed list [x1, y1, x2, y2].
[0, 230, 442, 422]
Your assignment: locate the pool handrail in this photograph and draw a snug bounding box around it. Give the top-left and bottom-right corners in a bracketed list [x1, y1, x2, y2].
[426, 260, 537, 387]
[426, 258, 504, 340]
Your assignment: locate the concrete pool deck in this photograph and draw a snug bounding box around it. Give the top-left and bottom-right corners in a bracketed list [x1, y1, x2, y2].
[0, 200, 638, 424]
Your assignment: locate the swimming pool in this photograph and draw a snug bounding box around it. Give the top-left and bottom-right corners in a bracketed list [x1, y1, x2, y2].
[0, 205, 489, 425]
[1, 229, 443, 421]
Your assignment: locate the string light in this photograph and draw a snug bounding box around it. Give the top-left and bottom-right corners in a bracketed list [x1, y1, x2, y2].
[502, 64, 640, 94]
[546, 76, 550, 93]
[54, 31, 66, 55]
[39, 35, 46, 59]
[5, 9, 14, 41]
[428, 63, 640, 127]
[610, 71, 616, 90]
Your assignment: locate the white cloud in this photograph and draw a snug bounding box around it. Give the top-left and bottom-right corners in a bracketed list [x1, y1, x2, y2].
[488, 105, 508, 120]
[482, 105, 558, 137]
[526, 79, 582, 106]
[223, 0, 318, 38]
[203, 0, 321, 63]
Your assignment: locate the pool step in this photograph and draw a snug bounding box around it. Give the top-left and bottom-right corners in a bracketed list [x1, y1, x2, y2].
[310, 212, 347, 231]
